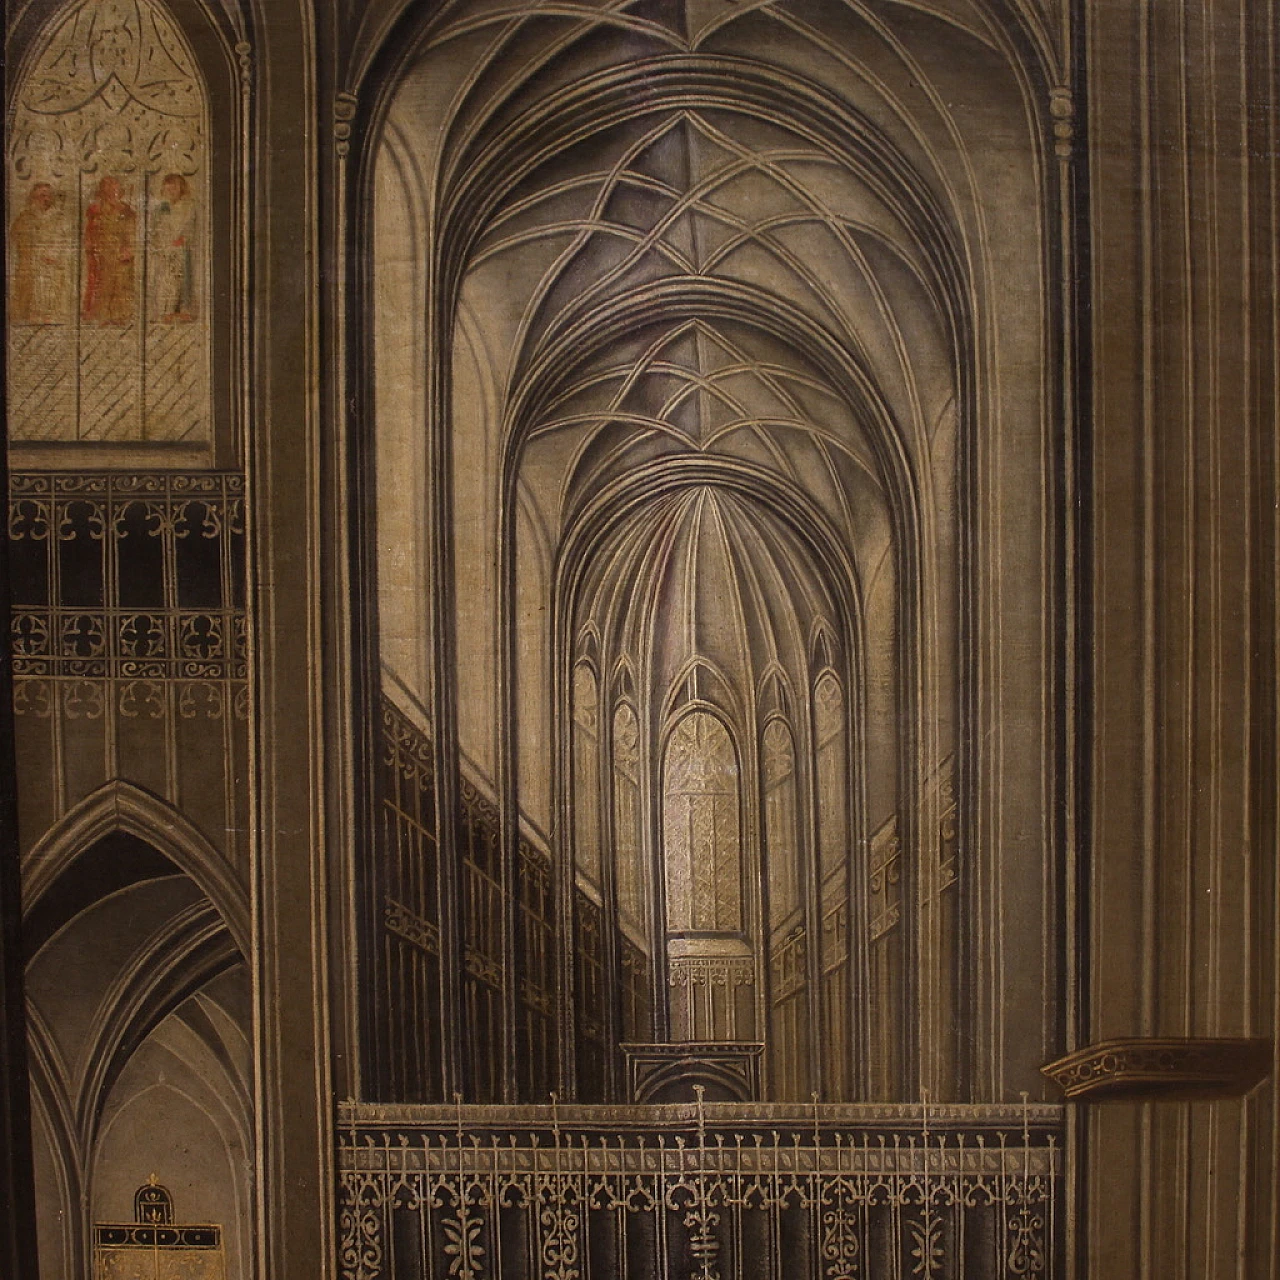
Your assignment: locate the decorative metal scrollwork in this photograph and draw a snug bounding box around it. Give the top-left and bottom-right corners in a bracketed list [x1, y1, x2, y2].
[338, 1097, 1061, 1280]
[8, 472, 246, 718]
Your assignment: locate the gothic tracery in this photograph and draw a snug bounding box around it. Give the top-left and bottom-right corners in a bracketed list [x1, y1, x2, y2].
[7, 0, 211, 448]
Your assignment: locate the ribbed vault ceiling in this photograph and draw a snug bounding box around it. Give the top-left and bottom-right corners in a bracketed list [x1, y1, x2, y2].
[576, 486, 840, 715]
[460, 94, 954, 560]
[374, 0, 1021, 827]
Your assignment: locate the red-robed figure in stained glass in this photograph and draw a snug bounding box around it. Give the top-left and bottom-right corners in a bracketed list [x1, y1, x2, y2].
[81, 176, 136, 325]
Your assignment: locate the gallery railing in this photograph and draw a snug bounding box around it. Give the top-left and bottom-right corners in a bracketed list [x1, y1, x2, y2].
[338, 1095, 1062, 1280]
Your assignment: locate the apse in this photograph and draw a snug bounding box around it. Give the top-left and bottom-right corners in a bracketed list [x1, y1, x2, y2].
[566, 484, 858, 1097]
[370, 0, 1063, 1106]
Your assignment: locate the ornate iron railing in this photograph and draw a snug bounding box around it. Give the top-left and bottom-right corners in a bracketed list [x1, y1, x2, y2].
[8, 471, 246, 713]
[338, 1096, 1062, 1279]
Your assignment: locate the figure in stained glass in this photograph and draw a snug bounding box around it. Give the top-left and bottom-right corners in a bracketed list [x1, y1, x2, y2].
[151, 174, 197, 323]
[10, 183, 70, 324]
[82, 176, 136, 326]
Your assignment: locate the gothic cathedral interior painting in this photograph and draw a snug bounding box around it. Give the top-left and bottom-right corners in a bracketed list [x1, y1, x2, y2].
[1, 0, 1277, 1277]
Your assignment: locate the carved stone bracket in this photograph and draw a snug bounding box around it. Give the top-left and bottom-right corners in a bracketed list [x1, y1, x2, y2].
[1042, 1037, 1273, 1101]
[335, 92, 358, 157]
[1049, 87, 1074, 159]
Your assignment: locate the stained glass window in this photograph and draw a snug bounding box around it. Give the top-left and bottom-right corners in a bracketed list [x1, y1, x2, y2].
[814, 672, 847, 877]
[612, 701, 645, 936]
[572, 663, 601, 886]
[762, 718, 799, 926]
[7, 0, 209, 446]
[662, 711, 741, 934]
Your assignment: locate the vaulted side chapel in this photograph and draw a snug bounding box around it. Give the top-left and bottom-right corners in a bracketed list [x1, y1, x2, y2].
[2, 0, 1277, 1277]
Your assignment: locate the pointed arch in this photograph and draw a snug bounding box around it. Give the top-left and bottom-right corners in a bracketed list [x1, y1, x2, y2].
[812, 670, 851, 882]
[74, 899, 240, 1152]
[757, 665, 794, 723]
[611, 654, 636, 702]
[571, 661, 603, 889]
[24, 1015, 85, 1280]
[810, 621, 839, 674]
[610, 699, 646, 940]
[576, 620, 601, 667]
[22, 781, 250, 957]
[5, 0, 247, 466]
[359, 0, 1069, 1106]
[662, 657, 741, 728]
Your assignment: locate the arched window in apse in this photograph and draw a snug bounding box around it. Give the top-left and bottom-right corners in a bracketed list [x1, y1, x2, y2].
[572, 662, 601, 889]
[663, 710, 741, 935]
[662, 710, 752, 1041]
[8, 0, 209, 445]
[814, 668, 851, 1098]
[814, 672, 848, 878]
[762, 715, 807, 1098]
[612, 701, 644, 937]
[762, 718, 799, 930]
[612, 699, 650, 1041]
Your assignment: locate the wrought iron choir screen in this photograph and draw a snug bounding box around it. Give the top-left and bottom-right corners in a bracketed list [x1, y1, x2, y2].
[339, 1097, 1061, 1280]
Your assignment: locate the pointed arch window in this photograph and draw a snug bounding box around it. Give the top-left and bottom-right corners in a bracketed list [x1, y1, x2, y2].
[612, 701, 644, 937]
[813, 669, 851, 1097]
[761, 718, 799, 928]
[572, 662, 602, 889]
[662, 711, 741, 935]
[762, 715, 810, 1097]
[612, 699, 652, 1042]
[814, 672, 848, 878]
[7, 0, 210, 447]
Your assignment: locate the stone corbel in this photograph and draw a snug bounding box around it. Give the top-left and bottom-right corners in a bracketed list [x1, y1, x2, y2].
[335, 91, 358, 157]
[1049, 87, 1074, 159]
[1042, 1037, 1272, 1101]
